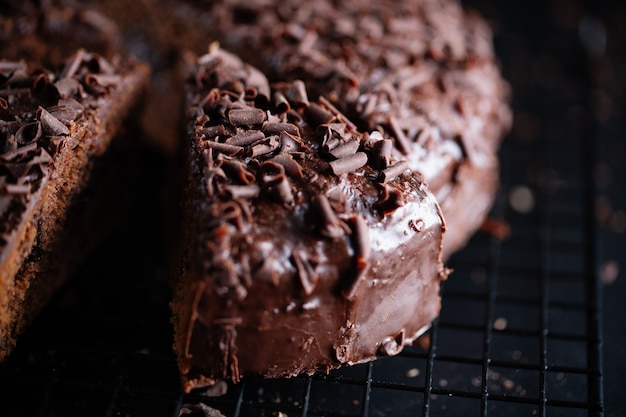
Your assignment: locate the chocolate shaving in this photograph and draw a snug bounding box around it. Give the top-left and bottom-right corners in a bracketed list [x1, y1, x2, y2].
[375, 184, 405, 214]
[387, 116, 412, 155]
[15, 122, 42, 145]
[262, 122, 299, 137]
[318, 96, 357, 132]
[84, 73, 121, 88]
[205, 167, 227, 197]
[228, 108, 266, 127]
[304, 102, 335, 126]
[342, 215, 371, 300]
[284, 80, 309, 107]
[272, 91, 290, 114]
[47, 105, 78, 124]
[54, 77, 83, 98]
[370, 138, 393, 169]
[259, 161, 293, 204]
[200, 125, 228, 139]
[280, 131, 306, 153]
[204, 140, 244, 156]
[220, 159, 255, 184]
[292, 250, 319, 295]
[379, 160, 409, 183]
[379, 329, 406, 356]
[311, 194, 349, 239]
[251, 135, 280, 157]
[0, 98, 7, 109]
[38, 107, 70, 136]
[224, 130, 264, 146]
[222, 184, 260, 199]
[329, 152, 367, 176]
[270, 153, 303, 178]
[329, 140, 360, 159]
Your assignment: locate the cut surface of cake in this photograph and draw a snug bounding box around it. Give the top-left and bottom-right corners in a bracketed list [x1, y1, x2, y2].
[0, 49, 150, 360]
[172, 46, 449, 392]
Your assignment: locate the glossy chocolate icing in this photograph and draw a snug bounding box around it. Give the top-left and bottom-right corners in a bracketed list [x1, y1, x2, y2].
[173, 47, 448, 392]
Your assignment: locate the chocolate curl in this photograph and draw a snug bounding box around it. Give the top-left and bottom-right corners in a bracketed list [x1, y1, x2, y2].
[379, 329, 406, 356]
[329, 140, 360, 159]
[204, 140, 244, 156]
[251, 135, 281, 157]
[225, 130, 265, 146]
[285, 80, 309, 107]
[342, 215, 371, 300]
[47, 105, 78, 124]
[329, 152, 368, 176]
[311, 194, 349, 239]
[318, 122, 347, 144]
[259, 161, 294, 204]
[374, 184, 405, 214]
[292, 250, 319, 295]
[205, 167, 227, 197]
[270, 153, 303, 179]
[222, 184, 260, 199]
[370, 138, 393, 169]
[209, 201, 246, 230]
[280, 131, 306, 153]
[228, 108, 266, 127]
[84, 73, 121, 88]
[304, 102, 335, 126]
[58, 97, 84, 115]
[379, 160, 409, 183]
[15, 122, 42, 145]
[220, 159, 256, 184]
[272, 91, 291, 114]
[262, 122, 299, 137]
[318, 96, 357, 132]
[60, 49, 90, 79]
[55, 77, 83, 99]
[200, 124, 228, 139]
[38, 107, 70, 136]
[388, 115, 412, 155]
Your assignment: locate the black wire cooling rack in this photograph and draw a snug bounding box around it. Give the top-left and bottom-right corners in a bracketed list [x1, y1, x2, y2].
[0, 0, 615, 416]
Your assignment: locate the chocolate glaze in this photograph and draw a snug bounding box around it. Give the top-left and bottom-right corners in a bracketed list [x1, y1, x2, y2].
[173, 47, 448, 392]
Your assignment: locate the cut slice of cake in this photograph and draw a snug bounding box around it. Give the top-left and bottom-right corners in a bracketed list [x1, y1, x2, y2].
[0, 49, 150, 360]
[172, 46, 449, 392]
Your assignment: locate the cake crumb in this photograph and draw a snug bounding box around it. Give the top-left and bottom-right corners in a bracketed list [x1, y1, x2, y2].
[509, 185, 534, 213]
[493, 317, 508, 331]
[601, 260, 620, 285]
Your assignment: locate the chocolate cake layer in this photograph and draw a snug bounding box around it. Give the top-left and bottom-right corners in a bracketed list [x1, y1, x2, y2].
[0, 49, 150, 360]
[173, 46, 448, 392]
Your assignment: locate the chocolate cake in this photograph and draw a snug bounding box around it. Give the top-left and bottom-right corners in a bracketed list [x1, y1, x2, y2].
[0, 0, 511, 391]
[0, 12, 150, 358]
[172, 46, 449, 392]
[93, 0, 512, 258]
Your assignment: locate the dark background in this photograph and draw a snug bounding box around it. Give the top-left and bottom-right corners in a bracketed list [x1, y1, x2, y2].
[462, 0, 626, 414]
[1, 0, 625, 416]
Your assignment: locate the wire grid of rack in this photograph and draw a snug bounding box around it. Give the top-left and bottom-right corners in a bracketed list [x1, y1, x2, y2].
[0, 0, 607, 416]
[0, 110, 605, 417]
